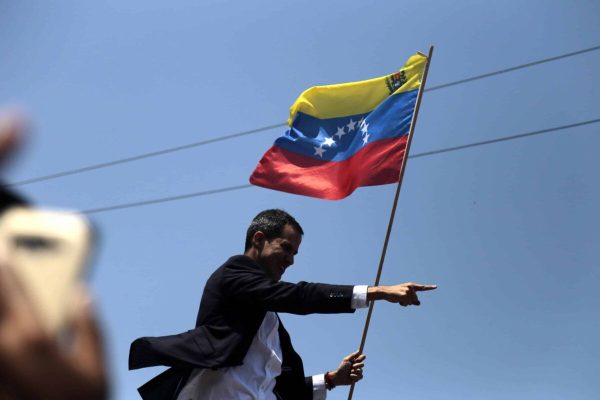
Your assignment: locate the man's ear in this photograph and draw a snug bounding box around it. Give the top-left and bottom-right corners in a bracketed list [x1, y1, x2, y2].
[251, 231, 266, 249]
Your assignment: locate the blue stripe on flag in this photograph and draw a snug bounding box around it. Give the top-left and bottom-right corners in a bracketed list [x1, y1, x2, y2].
[274, 88, 418, 162]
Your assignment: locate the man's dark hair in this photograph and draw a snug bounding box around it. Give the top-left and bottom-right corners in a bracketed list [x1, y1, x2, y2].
[244, 209, 304, 251]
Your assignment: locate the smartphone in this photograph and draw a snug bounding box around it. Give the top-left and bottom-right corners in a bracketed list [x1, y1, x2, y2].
[0, 206, 94, 333]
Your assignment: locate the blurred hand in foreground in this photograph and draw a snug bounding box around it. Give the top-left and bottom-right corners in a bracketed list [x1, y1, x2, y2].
[0, 111, 108, 400]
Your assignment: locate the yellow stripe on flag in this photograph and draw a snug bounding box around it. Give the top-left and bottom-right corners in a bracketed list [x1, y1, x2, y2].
[287, 53, 426, 125]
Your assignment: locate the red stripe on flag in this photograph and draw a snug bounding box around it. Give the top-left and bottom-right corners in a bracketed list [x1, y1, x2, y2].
[249, 136, 408, 200]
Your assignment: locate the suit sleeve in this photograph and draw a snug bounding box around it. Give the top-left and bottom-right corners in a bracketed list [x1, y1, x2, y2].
[129, 326, 226, 370]
[221, 262, 355, 315]
[305, 377, 314, 398]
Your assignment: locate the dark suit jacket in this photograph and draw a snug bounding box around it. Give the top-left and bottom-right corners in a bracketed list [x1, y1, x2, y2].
[129, 255, 355, 400]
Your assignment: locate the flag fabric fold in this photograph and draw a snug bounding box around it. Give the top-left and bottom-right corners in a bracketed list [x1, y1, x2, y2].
[250, 53, 426, 200]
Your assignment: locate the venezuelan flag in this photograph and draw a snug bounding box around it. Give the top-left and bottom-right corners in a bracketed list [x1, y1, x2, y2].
[250, 53, 427, 200]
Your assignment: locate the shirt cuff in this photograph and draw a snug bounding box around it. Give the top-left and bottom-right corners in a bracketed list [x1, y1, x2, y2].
[312, 374, 327, 400]
[351, 285, 369, 309]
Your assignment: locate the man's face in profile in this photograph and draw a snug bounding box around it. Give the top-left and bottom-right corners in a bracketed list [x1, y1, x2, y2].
[256, 224, 302, 281]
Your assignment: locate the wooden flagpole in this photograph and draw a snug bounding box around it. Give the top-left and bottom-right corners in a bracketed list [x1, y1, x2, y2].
[347, 45, 434, 400]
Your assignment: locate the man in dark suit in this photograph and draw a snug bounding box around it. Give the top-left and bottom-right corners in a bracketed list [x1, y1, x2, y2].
[129, 209, 436, 400]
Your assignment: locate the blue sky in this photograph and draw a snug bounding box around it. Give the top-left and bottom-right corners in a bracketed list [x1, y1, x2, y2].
[1, 1, 599, 399]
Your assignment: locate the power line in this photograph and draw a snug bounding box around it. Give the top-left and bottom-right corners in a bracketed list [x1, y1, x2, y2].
[409, 118, 600, 159]
[83, 184, 252, 215]
[9, 44, 600, 188]
[81, 117, 599, 215]
[425, 44, 600, 92]
[7, 123, 287, 187]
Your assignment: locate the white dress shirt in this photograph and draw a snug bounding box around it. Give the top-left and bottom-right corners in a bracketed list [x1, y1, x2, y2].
[177, 285, 369, 400]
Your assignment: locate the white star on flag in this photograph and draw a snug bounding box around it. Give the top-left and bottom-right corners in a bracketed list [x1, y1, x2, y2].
[362, 132, 370, 145]
[346, 119, 357, 132]
[314, 145, 325, 157]
[334, 126, 346, 139]
[323, 136, 336, 147]
[360, 121, 369, 135]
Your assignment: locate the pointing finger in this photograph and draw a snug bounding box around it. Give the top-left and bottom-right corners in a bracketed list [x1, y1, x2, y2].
[410, 284, 437, 292]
